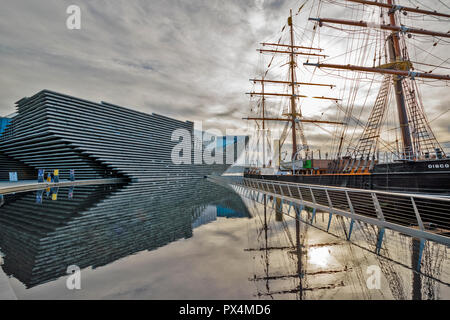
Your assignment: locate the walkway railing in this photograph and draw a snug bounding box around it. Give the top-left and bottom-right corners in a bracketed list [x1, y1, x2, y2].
[209, 175, 450, 246]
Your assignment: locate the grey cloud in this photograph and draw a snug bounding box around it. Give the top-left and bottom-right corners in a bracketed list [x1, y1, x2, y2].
[0, 0, 448, 149]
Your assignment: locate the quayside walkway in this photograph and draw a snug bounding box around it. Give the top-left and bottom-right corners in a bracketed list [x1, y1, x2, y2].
[208, 176, 450, 247]
[0, 178, 124, 195]
[0, 270, 16, 300]
[0, 254, 16, 299]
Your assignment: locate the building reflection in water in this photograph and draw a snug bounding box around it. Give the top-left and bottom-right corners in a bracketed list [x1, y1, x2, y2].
[0, 179, 250, 288]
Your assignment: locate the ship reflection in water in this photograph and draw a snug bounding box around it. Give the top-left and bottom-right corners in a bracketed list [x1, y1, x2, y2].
[0, 180, 448, 299]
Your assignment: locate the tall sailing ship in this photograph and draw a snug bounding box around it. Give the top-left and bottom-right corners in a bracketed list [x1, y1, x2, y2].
[244, 0, 450, 194]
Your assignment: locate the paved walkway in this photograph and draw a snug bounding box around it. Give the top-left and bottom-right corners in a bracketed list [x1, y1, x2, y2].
[0, 178, 124, 195]
[0, 256, 16, 300]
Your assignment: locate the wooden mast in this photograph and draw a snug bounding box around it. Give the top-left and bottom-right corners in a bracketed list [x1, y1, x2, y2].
[261, 42, 324, 51]
[345, 0, 450, 18]
[308, 17, 450, 38]
[288, 9, 298, 160]
[387, 0, 413, 156]
[250, 79, 335, 88]
[261, 75, 266, 168]
[303, 62, 450, 81]
[258, 49, 327, 57]
[243, 117, 345, 125]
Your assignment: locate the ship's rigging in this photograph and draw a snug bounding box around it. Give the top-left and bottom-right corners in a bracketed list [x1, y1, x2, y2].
[246, 0, 450, 173]
[246, 7, 344, 165]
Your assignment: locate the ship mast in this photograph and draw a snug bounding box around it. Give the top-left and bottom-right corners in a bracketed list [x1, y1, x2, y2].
[261, 74, 266, 167]
[386, 0, 412, 156]
[246, 9, 343, 168]
[288, 9, 298, 160]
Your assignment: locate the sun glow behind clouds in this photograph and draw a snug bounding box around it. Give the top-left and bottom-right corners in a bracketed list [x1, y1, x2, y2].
[308, 246, 331, 268]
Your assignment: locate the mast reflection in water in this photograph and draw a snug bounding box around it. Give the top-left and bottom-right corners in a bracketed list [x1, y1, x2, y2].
[245, 192, 449, 300]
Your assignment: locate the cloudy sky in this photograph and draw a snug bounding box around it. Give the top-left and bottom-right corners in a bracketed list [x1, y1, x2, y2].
[0, 0, 449, 154]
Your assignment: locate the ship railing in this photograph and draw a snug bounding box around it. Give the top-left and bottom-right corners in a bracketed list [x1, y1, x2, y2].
[207, 175, 450, 246]
[377, 149, 448, 163]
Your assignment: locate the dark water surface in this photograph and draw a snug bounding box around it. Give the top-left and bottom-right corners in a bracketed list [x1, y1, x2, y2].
[0, 179, 448, 299]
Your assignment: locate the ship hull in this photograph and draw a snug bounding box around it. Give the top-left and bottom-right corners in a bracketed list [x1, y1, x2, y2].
[245, 159, 450, 194]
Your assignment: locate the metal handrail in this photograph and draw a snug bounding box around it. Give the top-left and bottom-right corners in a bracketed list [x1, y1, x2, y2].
[208, 175, 450, 246]
[217, 175, 450, 202]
